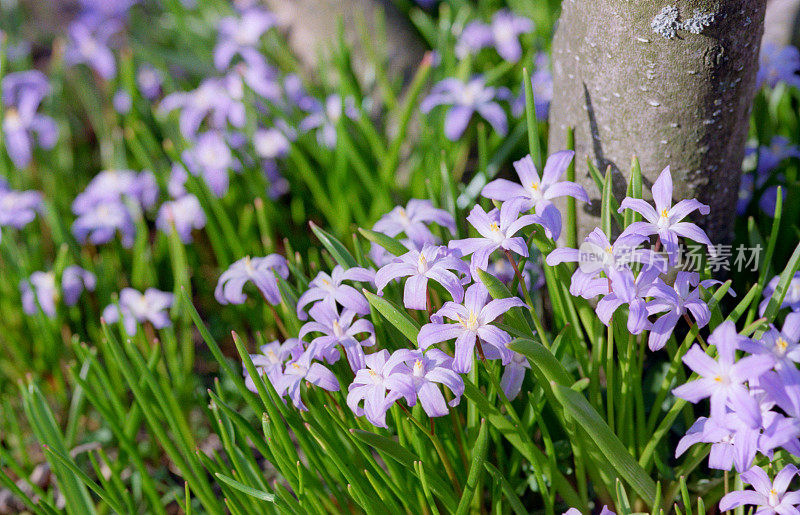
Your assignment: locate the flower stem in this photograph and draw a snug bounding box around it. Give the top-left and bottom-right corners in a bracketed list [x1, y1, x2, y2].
[399, 404, 461, 495]
[504, 250, 550, 348]
[683, 313, 708, 350]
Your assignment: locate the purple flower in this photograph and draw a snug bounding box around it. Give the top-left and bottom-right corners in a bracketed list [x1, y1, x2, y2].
[253, 127, 290, 159]
[136, 65, 163, 100]
[456, 10, 533, 62]
[481, 345, 529, 400]
[72, 200, 137, 247]
[244, 338, 303, 393]
[0, 188, 42, 229]
[77, 0, 138, 21]
[347, 349, 408, 427]
[482, 151, 588, 240]
[595, 266, 661, 335]
[1, 71, 58, 169]
[214, 8, 275, 70]
[646, 272, 719, 351]
[64, 21, 119, 80]
[276, 356, 339, 411]
[618, 166, 713, 264]
[564, 507, 615, 515]
[546, 228, 659, 299]
[672, 321, 774, 427]
[675, 412, 763, 472]
[757, 43, 800, 89]
[263, 160, 289, 199]
[375, 245, 470, 311]
[760, 272, 800, 315]
[156, 194, 206, 243]
[420, 77, 507, 140]
[384, 348, 464, 418]
[373, 199, 455, 247]
[22, 266, 96, 318]
[418, 282, 526, 373]
[61, 265, 97, 305]
[72, 169, 157, 214]
[740, 313, 800, 385]
[299, 95, 358, 148]
[449, 199, 541, 274]
[160, 76, 245, 139]
[181, 131, 237, 197]
[296, 265, 374, 320]
[215, 255, 289, 305]
[757, 136, 800, 175]
[103, 288, 174, 335]
[232, 54, 281, 101]
[299, 302, 375, 372]
[21, 272, 58, 317]
[720, 465, 800, 514]
[113, 90, 132, 114]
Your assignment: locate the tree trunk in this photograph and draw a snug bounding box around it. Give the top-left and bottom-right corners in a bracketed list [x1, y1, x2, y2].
[264, 0, 425, 85]
[548, 0, 767, 243]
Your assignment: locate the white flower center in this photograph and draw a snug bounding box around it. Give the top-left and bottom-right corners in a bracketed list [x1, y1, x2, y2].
[657, 208, 671, 228]
[459, 311, 480, 331]
[4, 108, 22, 130]
[488, 222, 505, 243]
[332, 319, 345, 338]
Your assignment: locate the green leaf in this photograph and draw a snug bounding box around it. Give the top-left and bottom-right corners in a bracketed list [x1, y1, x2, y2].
[483, 463, 527, 515]
[624, 157, 642, 228]
[761, 239, 800, 323]
[350, 429, 457, 511]
[588, 158, 624, 229]
[215, 473, 276, 502]
[364, 290, 420, 343]
[551, 383, 657, 502]
[616, 479, 632, 515]
[43, 447, 127, 514]
[358, 228, 409, 257]
[456, 419, 489, 515]
[523, 67, 542, 170]
[462, 381, 583, 508]
[601, 164, 615, 236]
[507, 338, 573, 386]
[310, 221, 359, 268]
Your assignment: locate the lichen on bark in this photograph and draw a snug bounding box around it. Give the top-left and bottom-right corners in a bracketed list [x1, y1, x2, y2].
[548, 0, 767, 243]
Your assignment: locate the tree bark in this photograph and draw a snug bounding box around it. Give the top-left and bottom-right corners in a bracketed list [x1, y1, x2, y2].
[264, 0, 425, 85]
[548, 0, 767, 243]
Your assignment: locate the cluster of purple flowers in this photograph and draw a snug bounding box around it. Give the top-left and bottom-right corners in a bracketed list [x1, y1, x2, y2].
[546, 166, 722, 348]
[72, 169, 157, 247]
[671, 313, 800, 511]
[227, 152, 588, 424]
[160, 5, 297, 200]
[21, 266, 96, 318]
